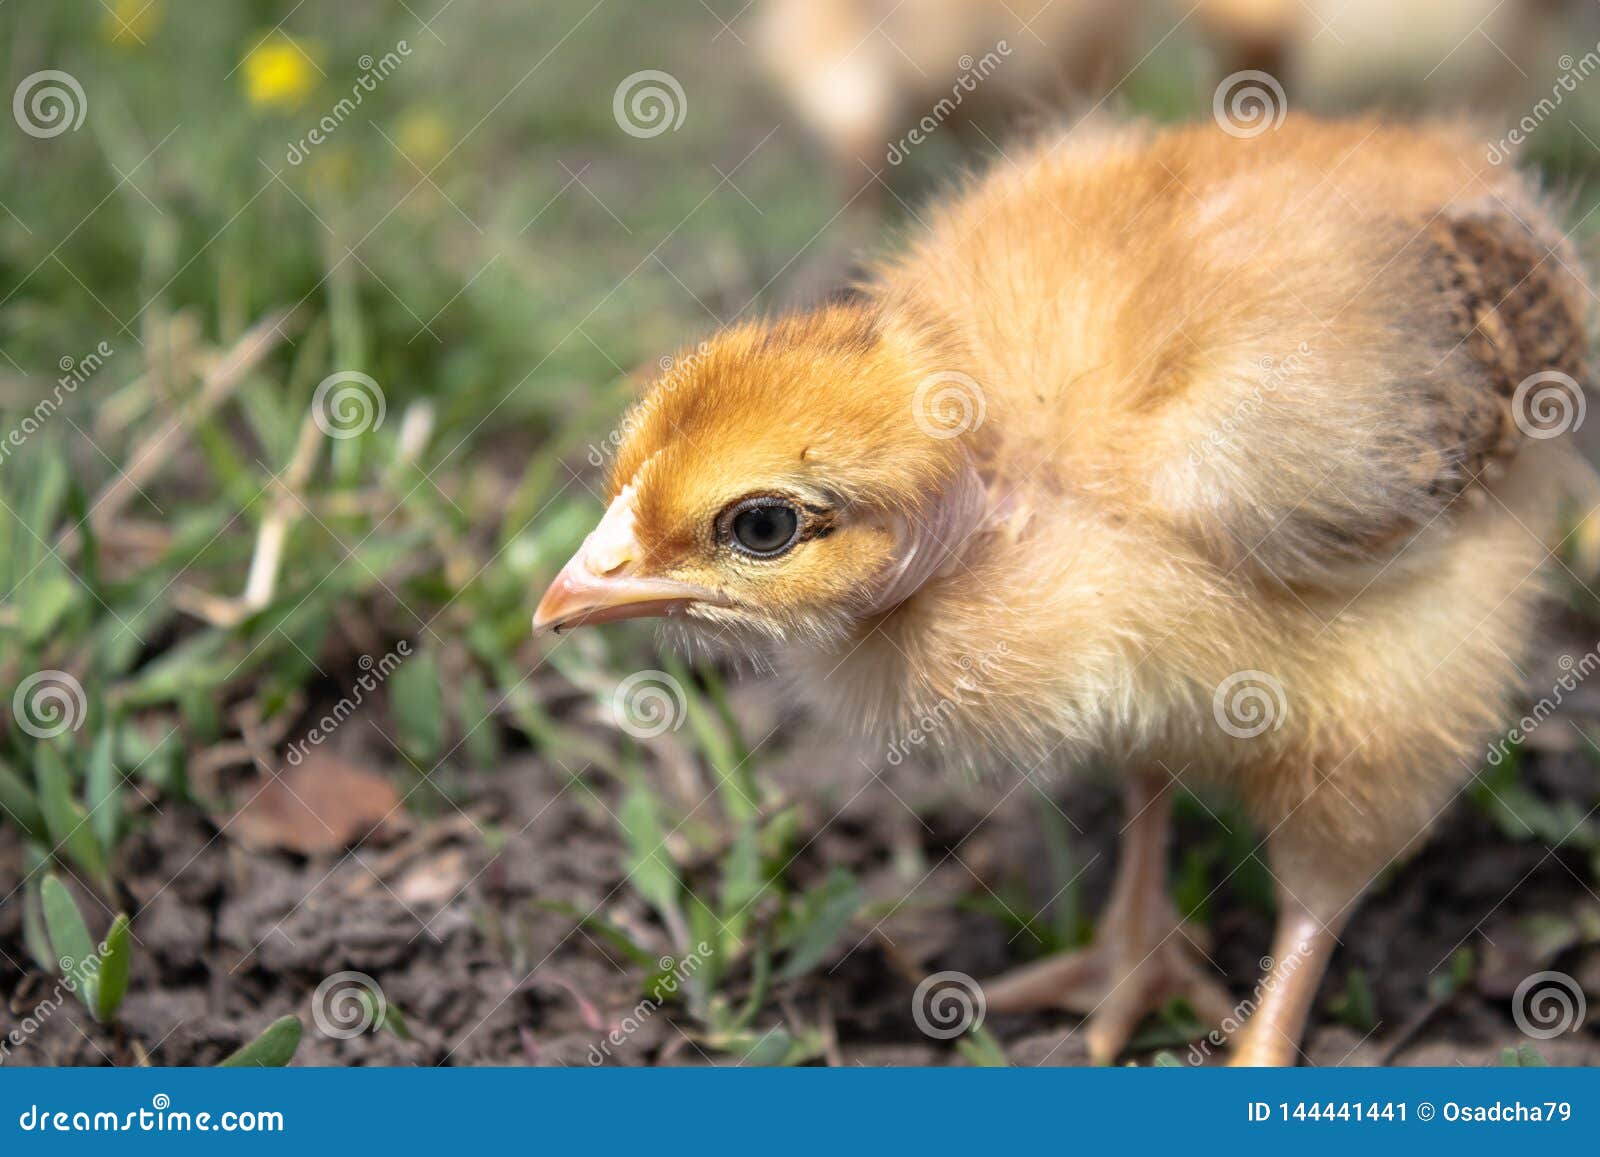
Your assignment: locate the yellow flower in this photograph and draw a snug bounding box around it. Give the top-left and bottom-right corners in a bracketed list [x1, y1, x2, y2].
[394, 108, 452, 172]
[101, 0, 164, 46]
[244, 36, 319, 111]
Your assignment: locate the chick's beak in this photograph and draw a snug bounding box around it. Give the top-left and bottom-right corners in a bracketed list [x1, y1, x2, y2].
[533, 487, 719, 633]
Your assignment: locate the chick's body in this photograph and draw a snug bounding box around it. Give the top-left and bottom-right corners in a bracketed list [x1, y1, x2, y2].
[539, 118, 1592, 1064]
[809, 119, 1583, 858]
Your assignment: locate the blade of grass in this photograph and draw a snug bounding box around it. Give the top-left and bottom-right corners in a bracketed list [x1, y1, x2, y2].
[93, 913, 132, 1022]
[41, 874, 98, 1012]
[0, 758, 47, 840]
[35, 744, 111, 893]
[219, 1016, 303, 1067]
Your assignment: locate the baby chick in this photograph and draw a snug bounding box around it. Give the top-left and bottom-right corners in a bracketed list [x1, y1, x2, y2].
[537, 117, 1592, 1065]
[759, 0, 1134, 195]
[1195, 0, 1565, 110]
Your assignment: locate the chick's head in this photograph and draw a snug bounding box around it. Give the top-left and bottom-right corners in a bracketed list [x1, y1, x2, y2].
[535, 306, 984, 647]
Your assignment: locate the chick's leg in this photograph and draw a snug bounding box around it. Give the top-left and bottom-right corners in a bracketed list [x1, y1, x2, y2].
[983, 773, 1235, 1064]
[1227, 891, 1344, 1066]
[1229, 828, 1370, 1067]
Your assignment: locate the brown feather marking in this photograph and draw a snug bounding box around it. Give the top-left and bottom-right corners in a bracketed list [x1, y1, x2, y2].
[1418, 207, 1587, 503]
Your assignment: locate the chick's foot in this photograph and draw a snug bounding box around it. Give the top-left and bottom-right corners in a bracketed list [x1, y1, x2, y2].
[982, 774, 1235, 1064]
[982, 904, 1235, 1065]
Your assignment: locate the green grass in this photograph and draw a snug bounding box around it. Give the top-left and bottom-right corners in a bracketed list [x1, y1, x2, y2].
[0, 0, 902, 1064]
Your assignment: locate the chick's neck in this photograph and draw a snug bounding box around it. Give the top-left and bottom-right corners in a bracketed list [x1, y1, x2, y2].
[863, 459, 993, 615]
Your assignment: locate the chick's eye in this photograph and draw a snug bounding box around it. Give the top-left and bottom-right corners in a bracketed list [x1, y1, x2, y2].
[729, 501, 800, 557]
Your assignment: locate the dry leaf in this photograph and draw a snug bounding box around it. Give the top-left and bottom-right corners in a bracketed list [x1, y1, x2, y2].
[395, 848, 469, 906]
[228, 751, 401, 856]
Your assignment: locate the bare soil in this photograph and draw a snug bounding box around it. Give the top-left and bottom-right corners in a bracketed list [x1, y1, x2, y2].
[4, 638, 1600, 1068]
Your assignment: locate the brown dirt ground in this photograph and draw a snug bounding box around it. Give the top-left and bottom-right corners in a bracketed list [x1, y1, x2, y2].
[3, 628, 1600, 1068]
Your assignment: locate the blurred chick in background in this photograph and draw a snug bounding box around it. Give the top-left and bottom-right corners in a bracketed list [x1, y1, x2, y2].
[1195, 0, 1569, 109]
[762, 0, 1575, 208]
[535, 116, 1593, 1065]
[759, 0, 1134, 195]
